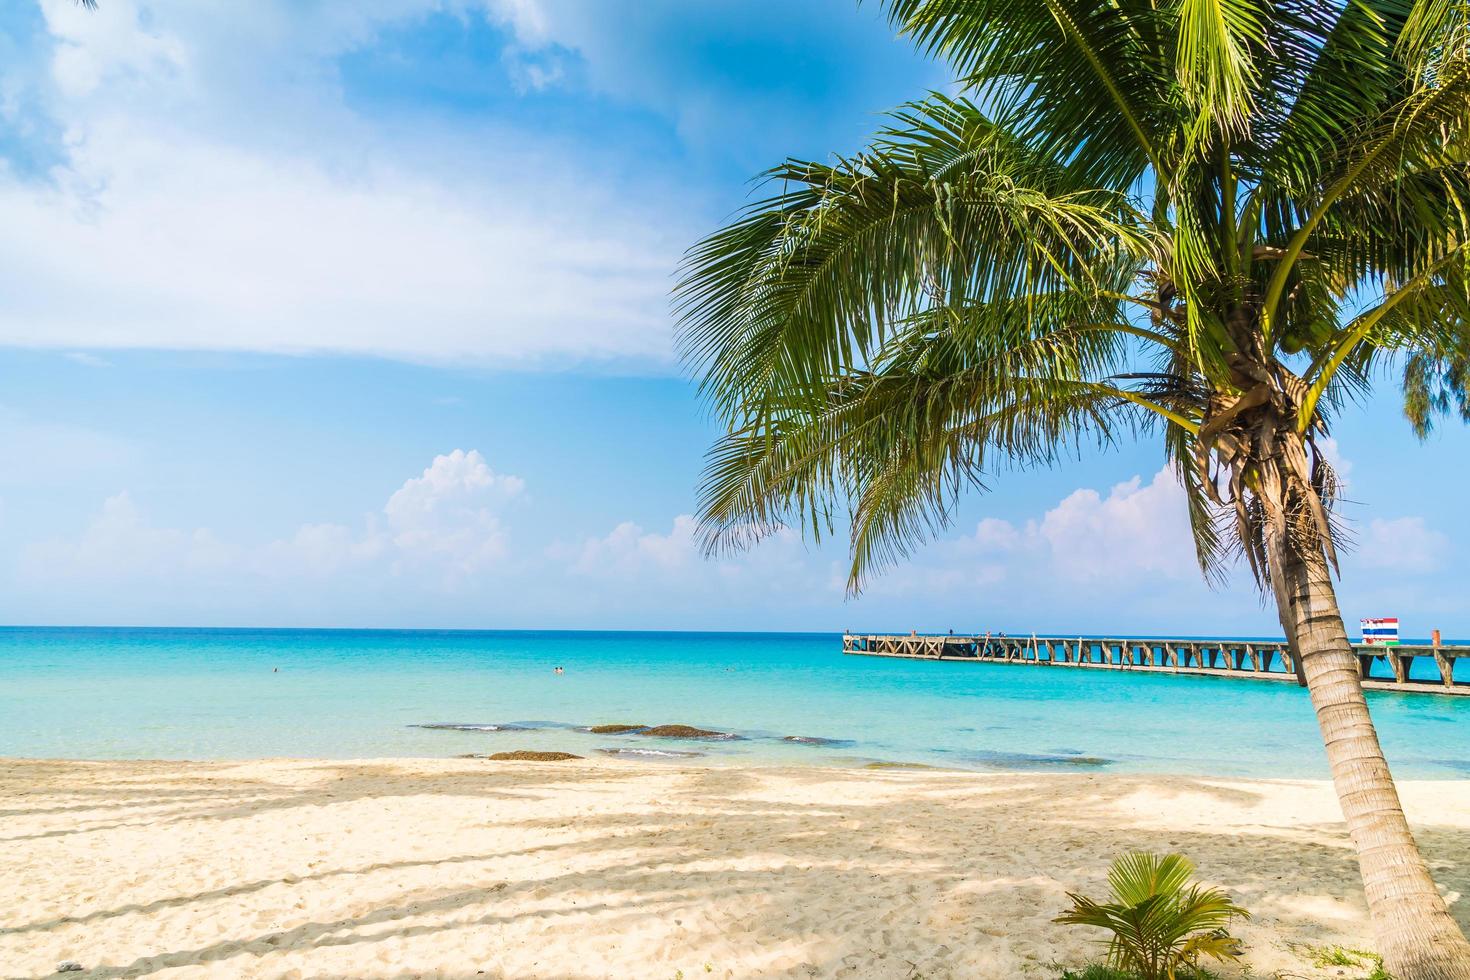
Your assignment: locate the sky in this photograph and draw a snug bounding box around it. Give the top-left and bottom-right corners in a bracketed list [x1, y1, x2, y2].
[1, 0, 1466, 635]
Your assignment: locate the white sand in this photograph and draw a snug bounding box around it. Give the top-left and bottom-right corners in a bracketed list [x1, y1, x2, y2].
[2, 758, 1467, 979]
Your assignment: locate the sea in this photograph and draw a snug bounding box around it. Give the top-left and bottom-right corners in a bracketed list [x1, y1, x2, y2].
[2, 626, 1467, 778]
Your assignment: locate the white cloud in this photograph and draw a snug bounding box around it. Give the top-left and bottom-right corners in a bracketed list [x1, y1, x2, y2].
[5, 461, 1293, 630]
[970, 516, 1023, 553]
[260, 449, 523, 582]
[2, 0, 942, 368]
[565, 513, 822, 603]
[25, 449, 524, 588]
[382, 449, 522, 574]
[562, 469, 1207, 617]
[955, 467, 1198, 583]
[0, 0, 686, 366]
[261, 522, 383, 578]
[1357, 516, 1448, 572]
[1037, 470, 1197, 579]
[571, 514, 698, 576]
[27, 491, 234, 581]
[0, 124, 678, 364]
[45, 0, 189, 99]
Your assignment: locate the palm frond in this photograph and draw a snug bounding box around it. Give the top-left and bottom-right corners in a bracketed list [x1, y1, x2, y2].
[693, 286, 1151, 591]
[675, 96, 1148, 426]
[882, 0, 1180, 184]
[1175, 0, 1268, 138]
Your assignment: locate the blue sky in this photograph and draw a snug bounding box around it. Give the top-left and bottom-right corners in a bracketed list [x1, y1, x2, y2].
[1, 0, 1466, 634]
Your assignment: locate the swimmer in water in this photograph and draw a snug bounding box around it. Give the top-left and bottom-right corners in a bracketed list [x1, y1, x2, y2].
[553, 666, 564, 674]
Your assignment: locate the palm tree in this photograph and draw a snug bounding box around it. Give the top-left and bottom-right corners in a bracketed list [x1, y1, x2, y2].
[675, 1, 1470, 976]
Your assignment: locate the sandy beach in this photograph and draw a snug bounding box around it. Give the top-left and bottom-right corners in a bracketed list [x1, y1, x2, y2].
[2, 758, 1467, 980]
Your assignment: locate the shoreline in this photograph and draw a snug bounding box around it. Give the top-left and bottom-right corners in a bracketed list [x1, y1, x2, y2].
[7, 750, 1470, 782]
[5, 758, 1468, 978]
[8, 751, 1470, 780]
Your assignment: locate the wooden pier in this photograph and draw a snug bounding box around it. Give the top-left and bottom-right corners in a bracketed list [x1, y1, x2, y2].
[843, 633, 1469, 696]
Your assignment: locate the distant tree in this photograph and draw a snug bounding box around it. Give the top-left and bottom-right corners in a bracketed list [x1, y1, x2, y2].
[676, 1, 1470, 976]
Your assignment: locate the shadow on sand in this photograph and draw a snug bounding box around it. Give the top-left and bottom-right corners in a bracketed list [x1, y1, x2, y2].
[2, 759, 1465, 979]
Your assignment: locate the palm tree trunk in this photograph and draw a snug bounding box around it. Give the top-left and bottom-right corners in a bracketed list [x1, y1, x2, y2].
[1263, 457, 1470, 978]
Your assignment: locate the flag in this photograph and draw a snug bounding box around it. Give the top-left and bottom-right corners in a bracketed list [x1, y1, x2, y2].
[1361, 617, 1400, 646]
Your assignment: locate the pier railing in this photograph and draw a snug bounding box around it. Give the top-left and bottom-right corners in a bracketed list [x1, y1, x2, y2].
[842, 633, 1467, 696]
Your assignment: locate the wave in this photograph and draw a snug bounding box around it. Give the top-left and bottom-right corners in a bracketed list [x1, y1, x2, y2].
[597, 747, 704, 759]
[782, 735, 855, 747]
[411, 723, 530, 732]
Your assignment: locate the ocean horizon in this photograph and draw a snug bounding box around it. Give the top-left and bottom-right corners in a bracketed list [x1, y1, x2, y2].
[4, 625, 1467, 778]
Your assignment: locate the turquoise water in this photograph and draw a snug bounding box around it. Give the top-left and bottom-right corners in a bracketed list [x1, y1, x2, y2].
[2, 627, 1467, 777]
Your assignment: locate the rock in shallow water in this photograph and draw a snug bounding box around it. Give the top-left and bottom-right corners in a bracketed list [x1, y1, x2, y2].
[639, 724, 739, 739]
[586, 723, 647, 734]
[485, 750, 582, 762]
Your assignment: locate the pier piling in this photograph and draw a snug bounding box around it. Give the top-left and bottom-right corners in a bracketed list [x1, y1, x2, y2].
[842, 633, 1467, 696]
